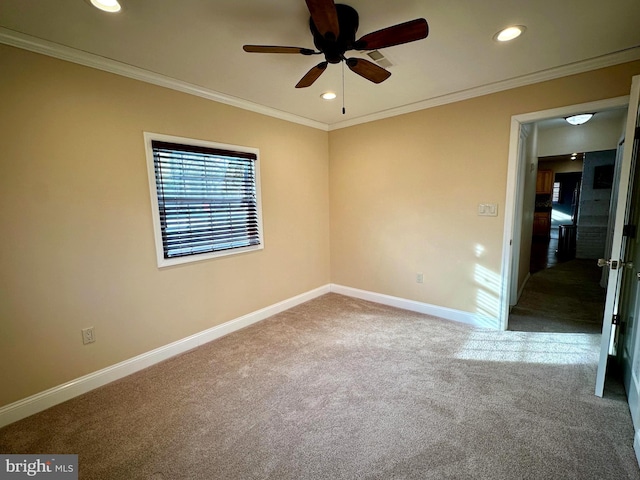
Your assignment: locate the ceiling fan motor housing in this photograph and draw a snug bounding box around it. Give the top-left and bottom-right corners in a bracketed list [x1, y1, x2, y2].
[310, 3, 359, 63]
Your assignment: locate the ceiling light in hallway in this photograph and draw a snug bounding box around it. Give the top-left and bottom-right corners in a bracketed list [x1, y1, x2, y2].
[88, 0, 121, 13]
[494, 25, 526, 42]
[565, 114, 594, 125]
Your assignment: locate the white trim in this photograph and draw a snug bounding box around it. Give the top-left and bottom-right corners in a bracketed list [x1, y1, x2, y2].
[500, 116, 524, 330]
[516, 272, 531, 305]
[1, 28, 639, 132]
[0, 28, 328, 132]
[330, 284, 495, 329]
[500, 95, 631, 332]
[0, 285, 330, 428]
[635, 430, 640, 468]
[508, 125, 531, 308]
[329, 48, 640, 130]
[143, 132, 264, 268]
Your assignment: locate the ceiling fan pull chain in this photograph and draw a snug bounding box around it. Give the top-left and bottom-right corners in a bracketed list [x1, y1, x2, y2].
[342, 61, 346, 115]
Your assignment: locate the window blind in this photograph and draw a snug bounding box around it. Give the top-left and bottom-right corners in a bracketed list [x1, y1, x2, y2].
[151, 140, 260, 259]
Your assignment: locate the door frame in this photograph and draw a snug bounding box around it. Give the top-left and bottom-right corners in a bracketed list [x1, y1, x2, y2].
[499, 95, 630, 331]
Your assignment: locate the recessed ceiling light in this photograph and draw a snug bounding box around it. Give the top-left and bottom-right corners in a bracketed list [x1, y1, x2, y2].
[565, 114, 594, 125]
[494, 25, 526, 42]
[321, 92, 337, 100]
[88, 0, 122, 13]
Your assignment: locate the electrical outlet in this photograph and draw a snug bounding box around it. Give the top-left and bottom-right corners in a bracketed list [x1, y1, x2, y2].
[416, 273, 424, 284]
[82, 327, 95, 345]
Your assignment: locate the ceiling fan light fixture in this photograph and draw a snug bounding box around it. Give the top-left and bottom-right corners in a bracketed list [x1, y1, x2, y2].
[565, 114, 594, 125]
[244, 3, 428, 89]
[88, 0, 121, 13]
[321, 92, 337, 100]
[494, 25, 525, 42]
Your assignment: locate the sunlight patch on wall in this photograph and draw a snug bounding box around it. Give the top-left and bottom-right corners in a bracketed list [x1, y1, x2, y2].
[455, 331, 599, 365]
[473, 262, 501, 328]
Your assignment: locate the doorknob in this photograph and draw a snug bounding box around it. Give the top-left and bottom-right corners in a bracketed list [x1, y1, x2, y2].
[598, 258, 633, 270]
[598, 258, 619, 269]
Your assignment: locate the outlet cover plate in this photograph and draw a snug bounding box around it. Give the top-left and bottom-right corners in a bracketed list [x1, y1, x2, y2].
[82, 327, 95, 345]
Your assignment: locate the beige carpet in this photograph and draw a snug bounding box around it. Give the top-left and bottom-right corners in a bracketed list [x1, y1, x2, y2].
[1, 292, 638, 479]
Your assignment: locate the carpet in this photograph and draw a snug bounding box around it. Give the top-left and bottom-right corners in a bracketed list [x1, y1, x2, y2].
[0, 292, 638, 479]
[509, 259, 606, 333]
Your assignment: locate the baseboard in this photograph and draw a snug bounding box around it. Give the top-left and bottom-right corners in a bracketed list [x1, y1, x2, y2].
[330, 284, 497, 329]
[516, 272, 531, 305]
[0, 285, 331, 428]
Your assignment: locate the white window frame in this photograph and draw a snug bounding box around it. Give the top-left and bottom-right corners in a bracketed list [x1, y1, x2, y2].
[144, 132, 264, 268]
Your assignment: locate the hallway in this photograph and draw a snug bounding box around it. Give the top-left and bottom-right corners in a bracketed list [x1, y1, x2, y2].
[509, 258, 605, 333]
[512, 211, 605, 333]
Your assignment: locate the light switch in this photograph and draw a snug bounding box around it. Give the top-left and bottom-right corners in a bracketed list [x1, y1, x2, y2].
[478, 203, 498, 216]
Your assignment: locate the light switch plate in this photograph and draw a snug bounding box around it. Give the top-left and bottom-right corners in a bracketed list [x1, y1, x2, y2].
[478, 203, 498, 216]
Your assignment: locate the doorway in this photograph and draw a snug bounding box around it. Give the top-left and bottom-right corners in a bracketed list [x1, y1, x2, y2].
[530, 160, 583, 274]
[501, 74, 640, 465]
[500, 95, 630, 331]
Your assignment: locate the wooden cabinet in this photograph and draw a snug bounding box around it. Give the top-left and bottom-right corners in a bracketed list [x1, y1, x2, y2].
[533, 211, 551, 237]
[536, 170, 553, 194]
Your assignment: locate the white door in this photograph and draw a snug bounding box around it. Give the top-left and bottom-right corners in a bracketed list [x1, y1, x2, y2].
[595, 74, 640, 397]
[601, 139, 627, 289]
[621, 173, 640, 429]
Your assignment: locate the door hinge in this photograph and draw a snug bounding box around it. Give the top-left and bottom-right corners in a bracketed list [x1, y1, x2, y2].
[613, 314, 627, 335]
[623, 224, 637, 238]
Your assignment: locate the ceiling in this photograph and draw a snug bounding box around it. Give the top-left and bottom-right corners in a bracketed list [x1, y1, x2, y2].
[536, 108, 628, 131]
[1, 0, 640, 129]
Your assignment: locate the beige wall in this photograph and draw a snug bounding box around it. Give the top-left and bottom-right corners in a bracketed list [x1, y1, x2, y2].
[539, 159, 584, 175]
[329, 61, 640, 318]
[0, 45, 330, 407]
[2, 41, 640, 409]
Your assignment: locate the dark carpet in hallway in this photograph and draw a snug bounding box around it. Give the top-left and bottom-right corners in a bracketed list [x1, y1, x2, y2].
[510, 259, 606, 333]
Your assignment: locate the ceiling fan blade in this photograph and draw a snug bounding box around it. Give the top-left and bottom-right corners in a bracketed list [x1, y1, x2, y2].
[346, 58, 391, 84]
[305, 0, 340, 40]
[243, 45, 317, 55]
[295, 61, 328, 88]
[354, 18, 428, 50]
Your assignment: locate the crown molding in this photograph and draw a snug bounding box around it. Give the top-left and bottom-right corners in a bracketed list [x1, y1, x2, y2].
[328, 46, 640, 130]
[2, 27, 639, 132]
[0, 28, 329, 132]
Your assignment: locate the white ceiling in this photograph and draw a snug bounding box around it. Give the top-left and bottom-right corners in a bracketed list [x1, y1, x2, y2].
[1, 0, 640, 129]
[536, 108, 628, 131]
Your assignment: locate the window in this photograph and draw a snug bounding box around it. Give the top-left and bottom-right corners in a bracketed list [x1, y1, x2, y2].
[144, 133, 263, 267]
[552, 181, 561, 203]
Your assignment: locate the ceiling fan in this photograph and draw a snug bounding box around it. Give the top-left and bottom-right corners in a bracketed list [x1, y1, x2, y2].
[243, 0, 429, 88]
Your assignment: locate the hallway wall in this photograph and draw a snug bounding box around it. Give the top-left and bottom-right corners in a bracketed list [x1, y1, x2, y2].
[577, 150, 617, 259]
